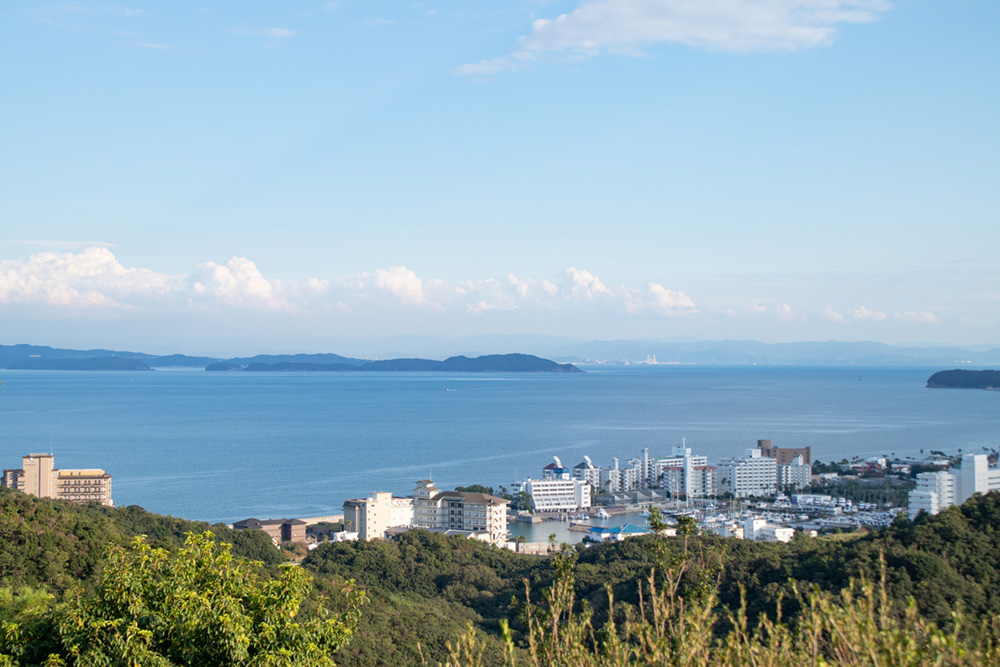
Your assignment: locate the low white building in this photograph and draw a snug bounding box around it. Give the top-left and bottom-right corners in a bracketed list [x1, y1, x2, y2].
[743, 517, 795, 543]
[908, 454, 1000, 519]
[520, 478, 592, 512]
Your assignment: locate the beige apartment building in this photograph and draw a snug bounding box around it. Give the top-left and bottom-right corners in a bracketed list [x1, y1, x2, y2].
[2, 453, 113, 506]
[758, 440, 812, 465]
[342, 491, 415, 541]
[413, 479, 509, 545]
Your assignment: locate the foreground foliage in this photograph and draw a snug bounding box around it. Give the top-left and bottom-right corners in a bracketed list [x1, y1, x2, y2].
[0, 533, 364, 666]
[446, 518, 1000, 666]
[4, 488, 1000, 665]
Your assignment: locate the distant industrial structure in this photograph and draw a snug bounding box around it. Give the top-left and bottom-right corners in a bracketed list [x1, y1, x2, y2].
[2, 453, 113, 506]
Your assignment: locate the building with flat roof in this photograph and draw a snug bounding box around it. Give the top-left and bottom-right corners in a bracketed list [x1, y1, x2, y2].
[343, 491, 415, 541]
[3, 454, 112, 506]
[758, 440, 812, 466]
[717, 448, 777, 498]
[232, 517, 307, 544]
[519, 478, 591, 512]
[908, 454, 1000, 519]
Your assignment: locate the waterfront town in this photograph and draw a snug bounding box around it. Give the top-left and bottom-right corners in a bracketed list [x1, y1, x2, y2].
[6, 441, 998, 555]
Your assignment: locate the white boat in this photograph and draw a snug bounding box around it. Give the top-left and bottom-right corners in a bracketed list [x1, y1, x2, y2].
[596, 508, 610, 520]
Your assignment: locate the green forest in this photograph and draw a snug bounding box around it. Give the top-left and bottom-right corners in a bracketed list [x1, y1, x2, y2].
[2, 486, 1000, 665]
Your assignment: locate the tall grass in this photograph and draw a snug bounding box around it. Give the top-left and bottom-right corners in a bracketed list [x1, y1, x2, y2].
[445, 517, 1000, 667]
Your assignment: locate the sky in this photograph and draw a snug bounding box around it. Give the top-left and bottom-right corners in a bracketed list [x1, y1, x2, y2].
[1, 0, 998, 355]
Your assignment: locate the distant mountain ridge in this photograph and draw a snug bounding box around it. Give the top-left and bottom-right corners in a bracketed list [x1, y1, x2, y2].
[2, 339, 999, 371]
[210, 354, 581, 373]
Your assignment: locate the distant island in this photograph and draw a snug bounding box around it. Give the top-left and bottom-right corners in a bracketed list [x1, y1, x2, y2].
[0, 345, 580, 374]
[209, 354, 582, 373]
[927, 369, 1000, 390]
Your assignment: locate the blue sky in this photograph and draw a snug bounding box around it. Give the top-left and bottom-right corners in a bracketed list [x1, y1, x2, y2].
[1, 1, 997, 354]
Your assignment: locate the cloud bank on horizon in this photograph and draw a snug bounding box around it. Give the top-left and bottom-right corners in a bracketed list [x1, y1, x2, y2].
[459, 0, 890, 75]
[0, 246, 968, 348]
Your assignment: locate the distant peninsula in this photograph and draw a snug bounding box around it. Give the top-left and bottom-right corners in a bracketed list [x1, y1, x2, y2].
[927, 369, 1000, 390]
[210, 354, 582, 374]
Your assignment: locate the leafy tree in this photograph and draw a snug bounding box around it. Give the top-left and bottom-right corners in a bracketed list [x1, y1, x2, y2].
[454, 485, 494, 495]
[0, 533, 364, 666]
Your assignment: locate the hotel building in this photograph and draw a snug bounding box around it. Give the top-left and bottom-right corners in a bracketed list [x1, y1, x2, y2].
[412, 480, 509, 545]
[3, 453, 113, 506]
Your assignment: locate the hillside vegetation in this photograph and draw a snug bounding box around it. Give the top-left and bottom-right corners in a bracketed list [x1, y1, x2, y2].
[2, 488, 1000, 665]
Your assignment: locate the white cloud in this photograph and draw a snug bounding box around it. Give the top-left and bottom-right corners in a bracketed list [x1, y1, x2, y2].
[821, 305, 846, 323]
[104, 6, 143, 17]
[775, 302, 795, 321]
[374, 265, 426, 305]
[853, 305, 887, 320]
[647, 282, 696, 312]
[459, 0, 889, 75]
[564, 267, 611, 299]
[507, 274, 529, 298]
[0, 247, 178, 310]
[229, 26, 296, 38]
[193, 257, 289, 310]
[893, 310, 940, 324]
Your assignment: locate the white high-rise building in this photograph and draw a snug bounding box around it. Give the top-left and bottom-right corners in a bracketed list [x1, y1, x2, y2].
[655, 442, 714, 496]
[629, 443, 709, 489]
[908, 454, 1000, 519]
[717, 448, 777, 498]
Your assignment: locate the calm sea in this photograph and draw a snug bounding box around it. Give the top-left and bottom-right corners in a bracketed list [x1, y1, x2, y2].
[0, 366, 996, 523]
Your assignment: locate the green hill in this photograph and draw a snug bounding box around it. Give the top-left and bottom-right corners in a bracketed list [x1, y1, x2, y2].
[3, 488, 1000, 665]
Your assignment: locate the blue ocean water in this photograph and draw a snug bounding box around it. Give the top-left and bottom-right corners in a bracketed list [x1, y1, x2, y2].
[0, 366, 997, 523]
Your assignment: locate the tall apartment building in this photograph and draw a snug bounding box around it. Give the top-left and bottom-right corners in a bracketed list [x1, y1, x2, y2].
[630, 444, 710, 489]
[519, 478, 591, 512]
[2, 454, 113, 506]
[571, 456, 639, 493]
[758, 440, 812, 465]
[412, 480, 508, 545]
[777, 455, 812, 491]
[717, 448, 777, 498]
[908, 454, 1000, 519]
[342, 491, 415, 541]
[663, 462, 717, 497]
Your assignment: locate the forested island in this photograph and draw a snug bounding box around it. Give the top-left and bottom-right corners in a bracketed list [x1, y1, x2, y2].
[927, 369, 1000, 390]
[0, 344, 579, 374]
[215, 354, 582, 373]
[3, 486, 1000, 665]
